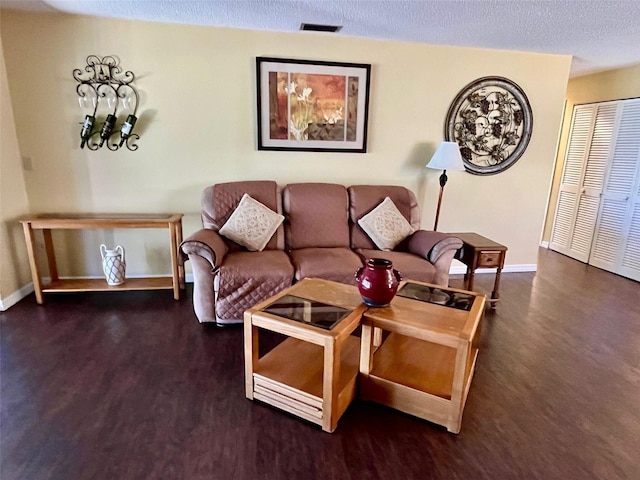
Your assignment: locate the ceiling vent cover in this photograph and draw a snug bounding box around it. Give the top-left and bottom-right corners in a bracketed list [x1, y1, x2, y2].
[300, 23, 342, 33]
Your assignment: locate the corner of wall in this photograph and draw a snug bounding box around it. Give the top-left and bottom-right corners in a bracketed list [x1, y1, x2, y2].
[1, 35, 33, 303]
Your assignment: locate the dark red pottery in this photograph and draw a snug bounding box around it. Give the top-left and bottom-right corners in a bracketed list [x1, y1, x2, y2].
[355, 258, 402, 307]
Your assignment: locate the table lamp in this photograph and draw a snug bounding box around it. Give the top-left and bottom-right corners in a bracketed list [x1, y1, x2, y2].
[426, 141, 466, 231]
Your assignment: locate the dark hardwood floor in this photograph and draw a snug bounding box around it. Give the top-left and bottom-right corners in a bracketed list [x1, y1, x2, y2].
[1, 249, 639, 480]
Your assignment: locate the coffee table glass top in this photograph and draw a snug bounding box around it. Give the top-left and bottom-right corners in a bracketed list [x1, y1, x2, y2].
[261, 295, 351, 330]
[397, 282, 475, 311]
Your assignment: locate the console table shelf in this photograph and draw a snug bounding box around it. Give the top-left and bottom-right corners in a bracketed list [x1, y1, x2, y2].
[41, 276, 174, 293]
[20, 213, 184, 304]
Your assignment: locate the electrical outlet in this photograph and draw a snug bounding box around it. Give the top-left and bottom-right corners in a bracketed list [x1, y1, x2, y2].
[22, 156, 33, 171]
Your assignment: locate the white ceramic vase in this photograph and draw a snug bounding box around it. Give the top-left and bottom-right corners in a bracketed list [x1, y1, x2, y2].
[100, 244, 126, 286]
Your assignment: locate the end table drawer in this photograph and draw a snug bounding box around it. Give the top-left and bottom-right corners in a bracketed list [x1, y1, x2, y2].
[478, 251, 502, 267]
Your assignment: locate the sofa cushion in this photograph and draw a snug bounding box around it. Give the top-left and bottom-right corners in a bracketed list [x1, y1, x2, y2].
[219, 193, 284, 252]
[216, 250, 294, 320]
[288, 247, 363, 285]
[349, 185, 421, 250]
[283, 183, 351, 249]
[355, 249, 438, 283]
[358, 196, 415, 250]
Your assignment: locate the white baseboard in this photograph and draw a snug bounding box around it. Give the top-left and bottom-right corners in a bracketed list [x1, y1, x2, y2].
[449, 264, 537, 275]
[540, 241, 550, 248]
[0, 283, 35, 311]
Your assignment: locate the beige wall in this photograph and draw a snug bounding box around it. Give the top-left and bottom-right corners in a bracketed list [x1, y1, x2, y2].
[542, 64, 640, 242]
[0, 35, 32, 309]
[0, 9, 571, 296]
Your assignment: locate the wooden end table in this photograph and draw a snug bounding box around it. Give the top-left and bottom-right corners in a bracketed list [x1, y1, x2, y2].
[451, 232, 507, 308]
[244, 278, 367, 433]
[359, 280, 485, 433]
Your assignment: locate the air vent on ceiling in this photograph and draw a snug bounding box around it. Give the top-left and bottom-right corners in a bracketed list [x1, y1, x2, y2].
[300, 23, 342, 33]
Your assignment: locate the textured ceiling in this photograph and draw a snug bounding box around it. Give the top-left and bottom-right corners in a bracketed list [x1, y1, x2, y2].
[4, 0, 640, 77]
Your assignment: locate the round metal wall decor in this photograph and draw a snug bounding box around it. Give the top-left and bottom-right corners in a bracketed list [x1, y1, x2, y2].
[445, 76, 533, 175]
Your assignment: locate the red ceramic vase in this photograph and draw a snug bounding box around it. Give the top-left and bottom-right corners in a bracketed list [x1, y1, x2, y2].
[355, 258, 402, 307]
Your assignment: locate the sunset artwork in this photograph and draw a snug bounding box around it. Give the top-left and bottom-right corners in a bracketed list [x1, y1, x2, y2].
[268, 72, 359, 141]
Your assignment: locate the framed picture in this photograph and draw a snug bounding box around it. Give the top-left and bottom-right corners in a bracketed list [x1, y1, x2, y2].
[256, 57, 371, 153]
[445, 76, 533, 175]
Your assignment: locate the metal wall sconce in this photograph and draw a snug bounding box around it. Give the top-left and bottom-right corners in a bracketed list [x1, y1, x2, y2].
[73, 55, 140, 151]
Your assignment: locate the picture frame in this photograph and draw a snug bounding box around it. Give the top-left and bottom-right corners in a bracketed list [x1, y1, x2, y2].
[256, 56, 371, 153]
[444, 76, 533, 175]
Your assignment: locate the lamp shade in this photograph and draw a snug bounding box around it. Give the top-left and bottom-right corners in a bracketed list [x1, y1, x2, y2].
[426, 142, 466, 171]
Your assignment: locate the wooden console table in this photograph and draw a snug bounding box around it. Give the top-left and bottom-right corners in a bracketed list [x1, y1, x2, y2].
[20, 213, 184, 304]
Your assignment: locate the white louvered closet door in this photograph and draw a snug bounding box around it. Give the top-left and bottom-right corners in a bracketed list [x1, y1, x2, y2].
[549, 105, 593, 258]
[589, 99, 640, 281]
[549, 104, 613, 262]
[550, 98, 640, 281]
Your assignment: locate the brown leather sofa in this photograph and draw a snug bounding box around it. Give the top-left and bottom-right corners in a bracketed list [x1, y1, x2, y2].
[180, 181, 462, 324]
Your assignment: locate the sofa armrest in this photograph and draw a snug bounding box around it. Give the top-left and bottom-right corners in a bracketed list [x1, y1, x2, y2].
[407, 230, 463, 264]
[180, 229, 228, 272]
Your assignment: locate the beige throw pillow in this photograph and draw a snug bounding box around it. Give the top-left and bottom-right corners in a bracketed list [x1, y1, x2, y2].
[219, 193, 284, 251]
[358, 197, 415, 250]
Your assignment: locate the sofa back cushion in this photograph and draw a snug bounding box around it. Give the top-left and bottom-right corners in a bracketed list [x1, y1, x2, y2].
[283, 183, 351, 249]
[348, 185, 421, 250]
[201, 181, 284, 251]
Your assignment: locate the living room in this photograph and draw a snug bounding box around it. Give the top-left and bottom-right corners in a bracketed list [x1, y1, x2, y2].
[1, 3, 575, 300]
[1, 2, 639, 478]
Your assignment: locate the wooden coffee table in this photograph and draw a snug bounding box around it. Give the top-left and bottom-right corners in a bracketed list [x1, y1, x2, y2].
[359, 280, 485, 433]
[244, 278, 367, 433]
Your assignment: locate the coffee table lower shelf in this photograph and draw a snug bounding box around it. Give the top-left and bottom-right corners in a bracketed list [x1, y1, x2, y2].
[360, 331, 479, 433]
[252, 336, 360, 430]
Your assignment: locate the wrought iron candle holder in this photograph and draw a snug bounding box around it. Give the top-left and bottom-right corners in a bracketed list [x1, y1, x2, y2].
[73, 55, 141, 151]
